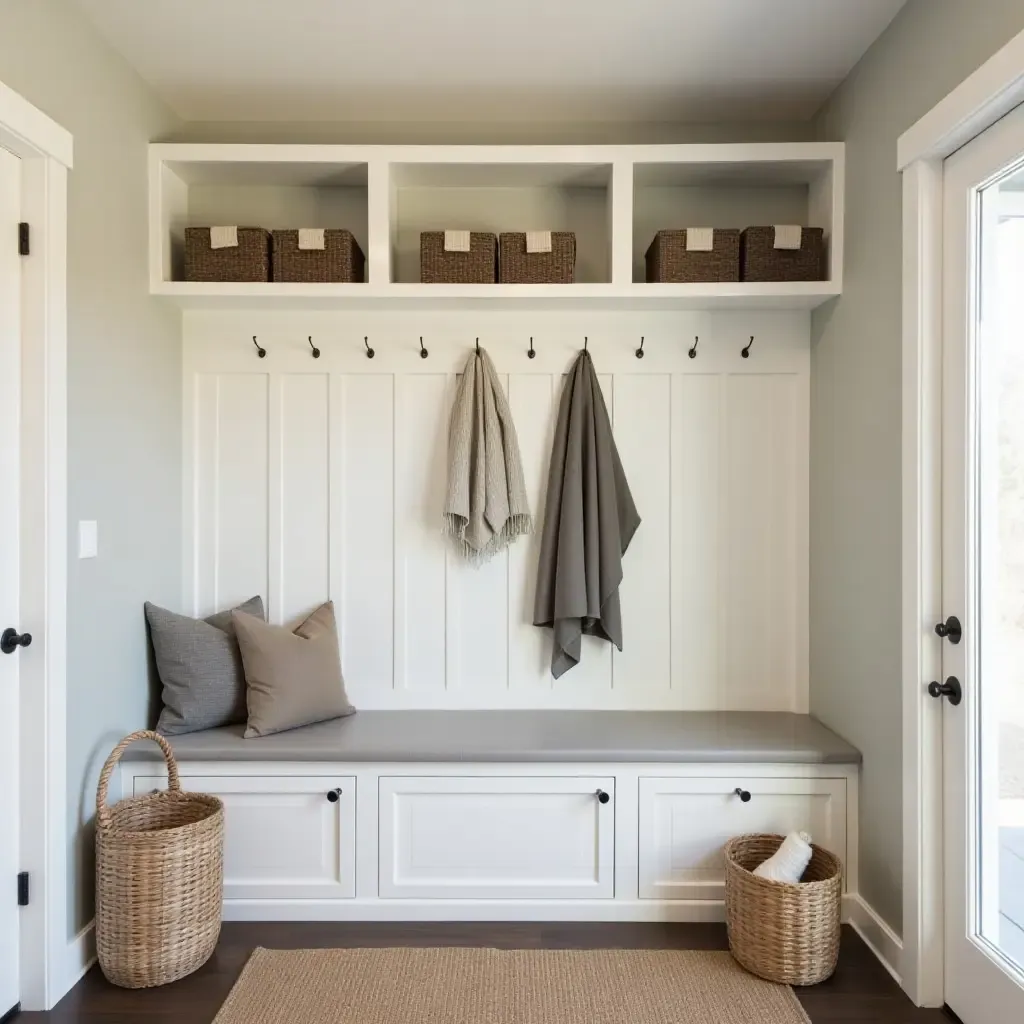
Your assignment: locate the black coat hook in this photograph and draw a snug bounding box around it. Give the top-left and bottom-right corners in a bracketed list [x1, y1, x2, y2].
[364, 336, 375, 359]
[742, 335, 754, 359]
[308, 336, 320, 359]
[528, 336, 535, 359]
[635, 336, 645, 359]
[419, 336, 429, 359]
[252, 336, 266, 359]
[583, 336, 588, 353]
[689, 336, 699, 359]
[475, 338, 480, 354]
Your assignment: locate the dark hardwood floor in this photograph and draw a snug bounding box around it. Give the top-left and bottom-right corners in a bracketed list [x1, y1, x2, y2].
[20, 923, 956, 1023]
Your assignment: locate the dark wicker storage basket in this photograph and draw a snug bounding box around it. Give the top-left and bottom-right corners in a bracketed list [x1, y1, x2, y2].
[95, 731, 224, 989]
[272, 229, 365, 283]
[724, 833, 842, 986]
[499, 232, 576, 284]
[184, 227, 270, 282]
[645, 229, 740, 283]
[741, 226, 825, 282]
[420, 232, 496, 284]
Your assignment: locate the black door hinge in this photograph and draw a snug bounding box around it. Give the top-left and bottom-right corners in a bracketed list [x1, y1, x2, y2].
[17, 223, 29, 256]
[16, 872, 28, 907]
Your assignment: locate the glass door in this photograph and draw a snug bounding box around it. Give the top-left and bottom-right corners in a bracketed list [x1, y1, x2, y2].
[941, 101, 1024, 1023]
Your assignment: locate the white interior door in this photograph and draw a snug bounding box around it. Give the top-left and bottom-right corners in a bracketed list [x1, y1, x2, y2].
[0, 144, 23, 1016]
[941, 100, 1024, 1023]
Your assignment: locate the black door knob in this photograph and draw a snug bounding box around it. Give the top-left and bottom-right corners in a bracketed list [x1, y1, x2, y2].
[934, 616, 962, 644]
[1, 629, 32, 655]
[927, 677, 962, 706]
[326, 788, 342, 802]
[734, 788, 752, 803]
[596, 789, 610, 804]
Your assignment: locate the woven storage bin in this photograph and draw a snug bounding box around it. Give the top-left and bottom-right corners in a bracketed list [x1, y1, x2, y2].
[184, 227, 270, 282]
[741, 226, 825, 282]
[420, 232, 496, 283]
[498, 232, 576, 283]
[272, 229, 365, 283]
[645, 229, 740, 283]
[724, 833, 842, 986]
[95, 730, 224, 989]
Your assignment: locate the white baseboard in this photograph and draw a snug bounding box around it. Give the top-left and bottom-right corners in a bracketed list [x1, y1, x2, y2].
[845, 894, 903, 984]
[223, 893, 866, 924]
[65, 920, 96, 992]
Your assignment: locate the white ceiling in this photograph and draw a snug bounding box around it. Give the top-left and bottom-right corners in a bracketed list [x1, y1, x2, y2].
[74, 0, 908, 124]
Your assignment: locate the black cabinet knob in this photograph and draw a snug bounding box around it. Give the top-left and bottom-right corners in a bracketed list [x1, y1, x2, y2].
[326, 788, 342, 803]
[927, 677, 962, 706]
[734, 788, 752, 803]
[596, 789, 610, 804]
[1, 628, 32, 655]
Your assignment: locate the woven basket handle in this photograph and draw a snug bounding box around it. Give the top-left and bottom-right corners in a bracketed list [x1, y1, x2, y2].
[96, 730, 181, 827]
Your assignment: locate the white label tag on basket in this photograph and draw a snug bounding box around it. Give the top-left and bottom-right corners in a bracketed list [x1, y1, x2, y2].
[774, 225, 803, 250]
[685, 228, 714, 251]
[526, 231, 553, 253]
[444, 230, 471, 252]
[209, 226, 238, 249]
[298, 228, 326, 250]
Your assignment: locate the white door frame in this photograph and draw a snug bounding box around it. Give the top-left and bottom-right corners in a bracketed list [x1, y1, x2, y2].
[0, 79, 71, 1011]
[899, 26, 1024, 1009]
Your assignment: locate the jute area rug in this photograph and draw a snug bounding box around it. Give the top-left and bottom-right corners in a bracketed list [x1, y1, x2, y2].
[213, 947, 810, 1024]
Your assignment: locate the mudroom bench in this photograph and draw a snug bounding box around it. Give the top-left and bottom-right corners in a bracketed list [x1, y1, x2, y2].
[119, 711, 861, 923]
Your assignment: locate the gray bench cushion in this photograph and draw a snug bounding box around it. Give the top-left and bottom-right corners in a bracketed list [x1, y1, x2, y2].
[124, 711, 860, 764]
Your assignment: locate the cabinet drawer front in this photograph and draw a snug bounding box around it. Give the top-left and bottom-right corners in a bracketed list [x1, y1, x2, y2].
[379, 776, 615, 899]
[133, 775, 356, 900]
[638, 777, 846, 900]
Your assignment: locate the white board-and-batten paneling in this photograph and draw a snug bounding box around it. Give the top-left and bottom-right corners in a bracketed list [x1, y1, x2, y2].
[183, 310, 809, 711]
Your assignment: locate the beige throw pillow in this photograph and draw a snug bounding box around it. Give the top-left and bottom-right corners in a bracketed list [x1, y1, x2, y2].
[233, 601, 356, 738]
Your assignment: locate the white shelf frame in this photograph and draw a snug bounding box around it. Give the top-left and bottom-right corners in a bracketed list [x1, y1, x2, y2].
[149, 142, 844, 311]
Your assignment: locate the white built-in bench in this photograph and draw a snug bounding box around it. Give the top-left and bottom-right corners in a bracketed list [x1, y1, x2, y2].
[119, 711, 860, 922]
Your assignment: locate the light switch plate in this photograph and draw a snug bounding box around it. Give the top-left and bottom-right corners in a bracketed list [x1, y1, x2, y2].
[78, 520, 98, 559]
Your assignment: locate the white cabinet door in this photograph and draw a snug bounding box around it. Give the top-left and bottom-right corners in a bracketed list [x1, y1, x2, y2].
[638, 776, 846, 900]
[134, 775, 356, 899]
[379, 776, 615, 899]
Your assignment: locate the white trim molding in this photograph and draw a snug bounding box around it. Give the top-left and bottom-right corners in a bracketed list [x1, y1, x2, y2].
[846, 894, 904, 987]
[898, 26, 1024, 170]
[0, 79, 73, 170]
[65, 922, 95, 993]
[898, 23, 1024, 1010]
[0, 76, 71, 1012]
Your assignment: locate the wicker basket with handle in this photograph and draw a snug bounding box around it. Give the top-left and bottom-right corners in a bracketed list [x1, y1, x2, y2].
[724, 833, 842, 986]
[95, 730, 224, 989]
[498, 232, 576, 283]
[184, 227, 270, 282]
[271, 229, 365, 283]
[645, 229, 740, 283]
[420, 231, 496, 283]
[740, 226, 825, 282]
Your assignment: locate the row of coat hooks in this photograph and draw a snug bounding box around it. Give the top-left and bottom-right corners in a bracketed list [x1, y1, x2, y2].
[251, 334, 757, 360]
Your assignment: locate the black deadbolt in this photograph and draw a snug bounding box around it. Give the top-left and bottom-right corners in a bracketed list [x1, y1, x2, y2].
[927, 677, 962, 706]
[934, 616, 963, 644]
[1, 629, 31, 655]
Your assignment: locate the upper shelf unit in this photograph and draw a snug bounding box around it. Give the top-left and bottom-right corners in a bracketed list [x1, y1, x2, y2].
[149, 142, 844, 311]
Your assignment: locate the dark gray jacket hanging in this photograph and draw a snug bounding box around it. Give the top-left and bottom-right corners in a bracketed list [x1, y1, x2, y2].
[533, 350, 640, 678]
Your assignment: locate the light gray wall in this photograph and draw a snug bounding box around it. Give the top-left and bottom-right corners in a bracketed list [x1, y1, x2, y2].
[0, 0, 182, 935]
[811, 0, 1024, 933]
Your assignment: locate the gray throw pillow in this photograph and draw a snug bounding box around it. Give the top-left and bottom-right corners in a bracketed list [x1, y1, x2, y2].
[146, 596, 265, 735]
[233, 601, 356, 738]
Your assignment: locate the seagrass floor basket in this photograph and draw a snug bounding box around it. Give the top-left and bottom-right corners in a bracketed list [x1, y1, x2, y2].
[724, 833, 842, 986]
[95, 730, 224, 989]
